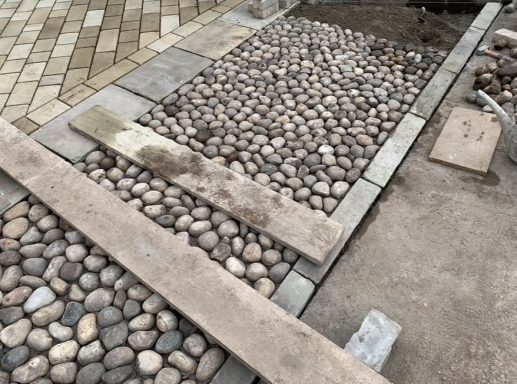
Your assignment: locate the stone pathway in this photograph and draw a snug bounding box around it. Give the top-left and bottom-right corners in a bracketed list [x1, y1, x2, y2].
[0, 0, 244, 126]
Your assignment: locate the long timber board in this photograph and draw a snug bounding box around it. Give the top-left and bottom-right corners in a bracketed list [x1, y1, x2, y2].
[69, 105, 343, 265]
[0, 118, 390, 384]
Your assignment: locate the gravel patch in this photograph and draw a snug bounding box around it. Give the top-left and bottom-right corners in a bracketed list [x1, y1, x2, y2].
[139, 16, 445, 215]
[0, 198, 225, 384]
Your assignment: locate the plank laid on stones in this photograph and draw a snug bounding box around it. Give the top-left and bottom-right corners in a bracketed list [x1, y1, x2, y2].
[69, 106, 343, 265]
[294, 178, 381, 284]
[0, 170, 29, 215]
[115, 47, 213, 103]
[30, 85, 156, 163]
[0, 119, 390, 384]
[175, 20, 256, 60]
[363, 113, 426, 188]
[429, 107, 501, 175]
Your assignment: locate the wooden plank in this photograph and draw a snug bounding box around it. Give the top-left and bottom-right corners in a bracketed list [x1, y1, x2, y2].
[429, 107, 501, 175]
[69, 106, 343, 266]
[0, 119, 390, 384]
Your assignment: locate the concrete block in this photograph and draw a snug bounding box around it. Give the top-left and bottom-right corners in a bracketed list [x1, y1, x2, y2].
[441, 27, 485, 74]
[209, 356, 256, 384]
[31, 85, 155, 163]
[362, 113, 426, 188]
[294, 178, 381, 284]
[252, 0, 277, 9]
[471, 2, 502, 31]
[493, 28, 517, 48]
[115, 47, 213, 103]
[0, 170, 29, 215]
[409, 68, 456, 120]
[222, 0, 293, 30]
[175, 20, 256, 61]
[271, 271, 315, 317]
[252, 4, 278, 19]
[344, 309, 401, 372]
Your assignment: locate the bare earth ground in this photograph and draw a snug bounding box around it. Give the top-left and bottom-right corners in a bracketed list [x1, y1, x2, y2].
[287, 4, 476, 50]
[301, 8, 517, 384]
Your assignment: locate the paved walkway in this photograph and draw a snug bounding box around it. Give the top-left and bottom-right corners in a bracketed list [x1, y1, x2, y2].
[0, 0, 242, 128]
[301, 9, 517, 384]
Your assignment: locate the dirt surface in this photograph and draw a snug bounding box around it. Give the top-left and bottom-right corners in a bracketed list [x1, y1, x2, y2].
[287, 4, 477, 50]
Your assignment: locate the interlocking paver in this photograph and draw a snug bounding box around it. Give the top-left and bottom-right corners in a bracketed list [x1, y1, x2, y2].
[18, 62, 46, 81]
[29, 84, 60, 111]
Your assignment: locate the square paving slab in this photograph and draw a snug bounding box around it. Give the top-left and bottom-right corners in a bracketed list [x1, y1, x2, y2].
[115, 47, 213, 103]
[31, 85, 155, 163]
[175, 19, 256, 60]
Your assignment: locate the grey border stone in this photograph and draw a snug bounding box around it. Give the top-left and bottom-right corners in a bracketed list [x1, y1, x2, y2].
[441, 26, 486, 74]
[220, 0, 297, 30]
[471, 2, 502, 31]
[294, 178, 382, 284]
[0, 170, 29, 215]
[209, 356, 257, 384]
[362, 113, 426, 188]
[409, 68, 456, 120]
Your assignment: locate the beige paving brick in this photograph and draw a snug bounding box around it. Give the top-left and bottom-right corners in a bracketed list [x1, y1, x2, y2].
[49, 9, 68, 17]
[40, 73, 64, 85]
[43, 56, 70, 74]
[37, 0, 57, 8]
[11, 11, 32, 21]
[160, 14, 179, 36]
[141, 12, 159, 32]
[88, 0, 107, 10]
[122, 8, 140, 21]
[27, 7, 51, 23]
[219, 0, 245, 7]
[199, 1, 216, 13]
[0, 19, 11, 33]
[0, 36, 16, 55]
[28, 84, 60, 111]
[0, 94, 8, 110]
[0, 56, 7, 69]
[33, 38, 56, 52]
[16, 30, 40, 44]
[115, 40, 137, 61]
[27, 51, 51, 62]
[52, 1, 72, 10]
[27, 98, 69, 124]
[57, 32, 79, 44]
[161, 5, 179, 15]
[162, 0, 179, 7]
[179, 0, 196, 7]
[75, 36, 97, 47]
[105, 3, 123, 16]
[18, 0, 39, 12]
[0, 8, 15, 17]
[119, 28, 138, 42]
[147, 32, 181, 52]
[85, 58, 136, 89]
[7, 43, 33, 60]
[69, 46, 94, 68]
[101, 15, 121, 29]
[173, 20, 202, 37]
[13, 116, 39, 134]
[18, 62, 46, 81]
[66, 4, 87, 20]
[142, 0, 159, 14]
[23, 23, 45, 31]
[193, 9, 219, 24]
[120, 20, 138, 30]
[83, 9, 104, 26]
[138, 31, 158, 48]
[51, 43, 74, 57]
[7, 80, 38, 105]
[1, 21, 26, 37]
[180, 6, 198, 24]
[96, 28, 118, 52]
[61, 20, 82, 32]
[59, 83, 95, 105]
[108, 0, 124, 5]
[39, 16, 65, 38]
[62, 67, 88, 92]
[0, 59, 25, 73]
[1, 104, 28, 122]
[124, 0, 141, 9]
[127, 46, 156, 64]
[79, 26, 100, 38]
[89, 50, 113, 75]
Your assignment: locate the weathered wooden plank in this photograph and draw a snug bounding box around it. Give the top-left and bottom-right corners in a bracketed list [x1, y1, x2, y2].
[429, 107, 501, 175]
[69, 106, 343, 266]
[0, 119, 390, 384]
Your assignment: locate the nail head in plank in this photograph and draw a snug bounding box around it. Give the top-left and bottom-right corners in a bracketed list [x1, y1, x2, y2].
[69, 106, 343, 265]
[0, 119, 390, 384]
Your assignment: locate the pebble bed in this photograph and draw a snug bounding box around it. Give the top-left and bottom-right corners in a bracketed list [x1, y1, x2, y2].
[0, 199, 225, 384]
[139, 16, 446, 215]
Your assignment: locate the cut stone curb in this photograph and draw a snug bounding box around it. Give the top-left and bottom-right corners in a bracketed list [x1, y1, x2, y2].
[30, 85, 155, 163]
[0, 169, 29, 215]
[362, 113, 426, 188]
[471, 2, 502, 31]
[220, 0, 294, 30]
[441, 26, 486, 74]
[294, 178, 382, 284]
[409, 68, 456, 121]
[0, 119, 391, 384]
[115, 47, 213, 103]
[175, 20, 256, 60]
[344, 309, 402, 373]
[210, 271, 315, 384]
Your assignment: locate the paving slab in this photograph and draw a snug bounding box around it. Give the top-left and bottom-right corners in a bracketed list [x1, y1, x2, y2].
[175, 19, 255, 60]
[115, 47, 213, 103]
[363, 113, 426, 188]
[0, 119, 391, 384]
[70, 106, 344, 265]
[409, 68, 456, 120]
[441, 27, 485, 74]
[30, 85, 155, 163]
[294, 178, 381, 283]
[471, 2, 502, 31]
[493, 28, 517, 48]
[219, 0, 293, 30]
[0, 169, 29, 215]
